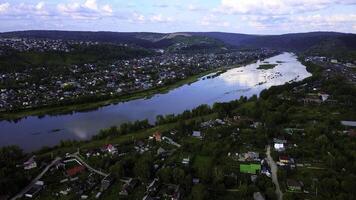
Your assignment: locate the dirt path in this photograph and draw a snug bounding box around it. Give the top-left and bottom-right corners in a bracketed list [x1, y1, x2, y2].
[11, 157, 62, 200]
[266, 145, 283, 200]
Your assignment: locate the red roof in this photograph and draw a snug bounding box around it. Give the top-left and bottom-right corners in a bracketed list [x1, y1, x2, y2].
[153, 132, 162, 141]
[349, 130, 356, 137]
[66, 165, 86, 176]
[279, 156, 289, 161]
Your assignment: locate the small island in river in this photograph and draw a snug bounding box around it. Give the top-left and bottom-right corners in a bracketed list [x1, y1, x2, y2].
[258, 63, 278, 70]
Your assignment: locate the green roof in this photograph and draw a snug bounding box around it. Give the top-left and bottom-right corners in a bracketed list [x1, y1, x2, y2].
[240, 164, 261, 174]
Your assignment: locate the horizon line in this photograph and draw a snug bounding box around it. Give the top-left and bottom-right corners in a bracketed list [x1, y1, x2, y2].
[1, 29, 355, 36]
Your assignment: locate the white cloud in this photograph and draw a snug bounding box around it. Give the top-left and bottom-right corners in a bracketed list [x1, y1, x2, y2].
[131, 12, 145, 23]
[36, 2, 45, 10]
[150, 14, 173, 23]
[34, 2, 49, 16]
[218, 0, 355, 15]
[293, 14, 356, 24]
[242, 13, 356, 33]
[188, 4, 206, 12]
[84, 0, 98, 10]
[101, 5, 113, 14]
[57, 0, 113, 20]
[0, 2, 10, 14]
[130, 13, 174, 24]
[199, 14, 230, 27]
[0, 2, 49, 18]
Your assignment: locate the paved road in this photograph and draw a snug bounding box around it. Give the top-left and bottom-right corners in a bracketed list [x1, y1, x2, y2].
[266, 145, 283, 200]
[11, 157, 62, 200]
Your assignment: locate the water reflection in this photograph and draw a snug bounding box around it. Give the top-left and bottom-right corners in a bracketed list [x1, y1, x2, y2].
[0, 52, 311, 151]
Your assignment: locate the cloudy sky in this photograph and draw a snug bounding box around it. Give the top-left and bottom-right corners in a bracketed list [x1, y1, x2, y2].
[0, 0, 355, 34]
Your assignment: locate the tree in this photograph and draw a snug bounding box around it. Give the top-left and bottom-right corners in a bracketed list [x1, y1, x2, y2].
[133, 155, 153, 181]
[157, 167, 172, 183]
[109, 162, 124, 179]
[172, 168, 185, 184]
[190, 184, 208, 200]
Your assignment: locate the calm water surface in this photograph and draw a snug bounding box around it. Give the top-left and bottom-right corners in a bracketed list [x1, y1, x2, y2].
[0, 52, 311, 151]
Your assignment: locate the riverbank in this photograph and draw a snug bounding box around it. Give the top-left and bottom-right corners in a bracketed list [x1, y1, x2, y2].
[2, 53, 313, 152]
[0, 52, 263, 122]
[0, 67, 229, 121]
[257, 64, 278, 70]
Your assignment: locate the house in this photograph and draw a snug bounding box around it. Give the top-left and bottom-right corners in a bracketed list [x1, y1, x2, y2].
[284, 128, 304, 135]
[273, 138, 287, 144]
[240, 164, 261, 174]
[66, 165, 86, 177]
[274, 143, 285, 152]
[157, 184, 181, 200]
[162, 136, 181, 148]
[319, 93, 330, 102]
[278, 156, 295, 168]
[153, 132, 162, 142]
[104, 144, 118, 155]
[119, 178, 139, 196]
[192, 131, 202, 139]
[101, 175, 114, 191]
[253, 192, 265, 200]
[182, 157, 190, 165]
[146, 178, 159, 193]
[341, 121, 356, 127]
[261, 160, 271, 177]
[239, 152, 260, 162]
[279, 156, 290, 163]
[192, 178, 200, 184]
[302, 95, 322, 104]
[215, 119, 225, 125]
[170, 130, 178, 135]
[251, 122, 262, 128]
[157, 147, 167, 156]
[25, 181, 43, 198]
[24, 156, 37, 170]
[348, 130, 356, 137]
[330, 59, 338, 64]
[286, 179, 303, 191]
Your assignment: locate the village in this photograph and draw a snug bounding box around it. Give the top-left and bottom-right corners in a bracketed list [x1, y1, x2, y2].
[0, 34, 355, 200]
[10, 115, 292, 200]
[304, 55, 356, 84]
[0, 49, 355, 200]
[0, 38, 101, 53]
[11, 100, 356, 200]
[0, 38, 276, 112]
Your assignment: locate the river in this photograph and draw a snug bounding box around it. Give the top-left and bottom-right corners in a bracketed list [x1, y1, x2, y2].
[0, 52, 311, 151]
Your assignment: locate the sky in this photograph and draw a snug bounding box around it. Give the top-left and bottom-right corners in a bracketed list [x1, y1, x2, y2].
[0, 0, 355, 34]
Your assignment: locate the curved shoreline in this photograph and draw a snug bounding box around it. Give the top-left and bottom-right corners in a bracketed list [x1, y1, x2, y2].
[0, 67, 228, 122]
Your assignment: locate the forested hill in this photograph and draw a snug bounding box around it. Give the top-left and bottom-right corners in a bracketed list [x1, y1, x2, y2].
[3, 30, 355, 50]
[0, 31, 172, 48]
[190, 31, 356, 60]
[2, 30, 356, 60]
[191, 31, 356, 51]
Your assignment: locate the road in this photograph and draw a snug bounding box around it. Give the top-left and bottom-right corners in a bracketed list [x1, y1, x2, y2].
[11, 157, 62, 200]
[266, 145, 283, 200]
[68, 153, 108, 177]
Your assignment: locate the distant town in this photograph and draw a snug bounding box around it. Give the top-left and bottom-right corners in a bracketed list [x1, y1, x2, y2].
[0, 37, 277, 112]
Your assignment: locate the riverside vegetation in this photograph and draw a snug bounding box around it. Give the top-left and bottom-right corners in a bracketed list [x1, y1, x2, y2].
[1, 57, 356, 200]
